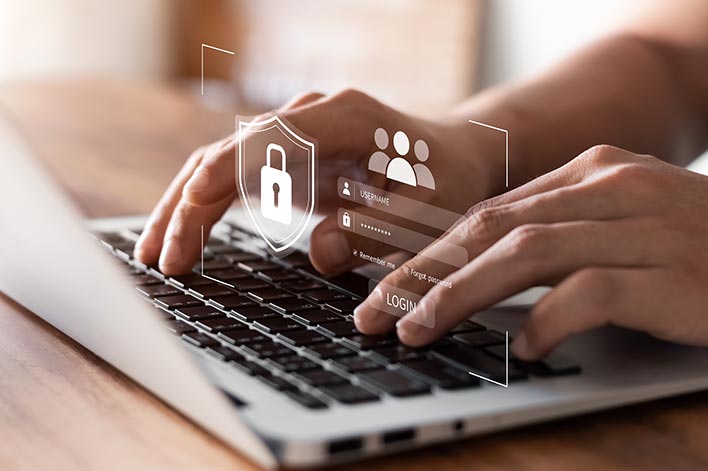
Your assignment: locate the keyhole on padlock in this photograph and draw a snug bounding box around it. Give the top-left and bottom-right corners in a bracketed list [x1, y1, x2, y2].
[272, 182, 280, 208]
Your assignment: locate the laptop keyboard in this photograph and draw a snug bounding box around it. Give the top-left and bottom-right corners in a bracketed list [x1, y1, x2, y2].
[93, 221, 581, 410]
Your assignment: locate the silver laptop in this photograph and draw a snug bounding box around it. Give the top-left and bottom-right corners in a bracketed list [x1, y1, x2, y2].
[3, 115, 708, 469]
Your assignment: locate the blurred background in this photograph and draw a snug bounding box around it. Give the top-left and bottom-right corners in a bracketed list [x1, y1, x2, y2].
[1, 0, 706, 169]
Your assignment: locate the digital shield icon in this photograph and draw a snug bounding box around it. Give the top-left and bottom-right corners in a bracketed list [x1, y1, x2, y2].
[236, 115, 317, 255]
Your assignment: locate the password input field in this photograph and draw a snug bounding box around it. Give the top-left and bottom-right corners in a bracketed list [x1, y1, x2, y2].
[338, 208, 468, 268]
[338, 178, 465, 232]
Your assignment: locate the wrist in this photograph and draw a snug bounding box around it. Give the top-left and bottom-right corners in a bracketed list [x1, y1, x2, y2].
[440, 107, 517, 198]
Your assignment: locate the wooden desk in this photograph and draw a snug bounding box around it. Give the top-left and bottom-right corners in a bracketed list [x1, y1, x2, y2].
[2, 81, 708, 470]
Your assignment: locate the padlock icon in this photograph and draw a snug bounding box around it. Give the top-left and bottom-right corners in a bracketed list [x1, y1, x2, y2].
[260, 143, 292, 225]
[342, 211, 351, 228]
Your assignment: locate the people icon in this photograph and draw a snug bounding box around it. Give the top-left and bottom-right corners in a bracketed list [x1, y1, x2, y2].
[367, 128, 436, 190]
[342, 180, 351, 196]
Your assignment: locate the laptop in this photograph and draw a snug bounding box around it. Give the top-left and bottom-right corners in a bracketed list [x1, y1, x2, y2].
[2, 114, 708, 469]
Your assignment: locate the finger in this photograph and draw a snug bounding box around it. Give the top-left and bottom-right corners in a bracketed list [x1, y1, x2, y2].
[394, 219, 665, 346]
[512, 267, 653, 360]
[354, 181, 634, 334]
[279, 91, 325, 110]
[134, 147, 205, 265]
[158, 191, 238, 274]
[468, 145, 635, 217]
[183, 92, 363, 207]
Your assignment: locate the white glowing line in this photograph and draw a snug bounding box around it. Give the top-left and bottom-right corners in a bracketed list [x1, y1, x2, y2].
[199, 224, 235, 288]
[468, 120, 509, 188]
[201, 43, 235, 96]
[468, 331, 510, 388]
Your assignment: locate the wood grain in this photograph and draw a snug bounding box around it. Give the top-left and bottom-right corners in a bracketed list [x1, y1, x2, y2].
[1, 81, 708, 471]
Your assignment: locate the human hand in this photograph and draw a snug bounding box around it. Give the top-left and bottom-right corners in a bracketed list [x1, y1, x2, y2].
[354, 145, 708, 360]
[135, 90, 496, 275]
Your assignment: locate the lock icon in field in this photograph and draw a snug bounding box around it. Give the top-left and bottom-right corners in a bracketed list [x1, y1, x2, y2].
[342, 211, 351, 228]
[261, 143, 292, 224]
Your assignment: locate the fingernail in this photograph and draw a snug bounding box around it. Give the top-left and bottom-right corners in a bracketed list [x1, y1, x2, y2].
[184, 166, 210, 194]
[354, 289, 383, 326]
[511, 331, 530, 359]
[396, 316, 423, 341]
[317, 231, 351, 269]
[160, 237, 184, 269]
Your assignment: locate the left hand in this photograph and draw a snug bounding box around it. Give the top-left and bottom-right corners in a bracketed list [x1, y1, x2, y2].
[354, 145, 708, 360]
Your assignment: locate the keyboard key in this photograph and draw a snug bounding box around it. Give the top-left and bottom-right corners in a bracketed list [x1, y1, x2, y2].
[448, 320, 487, 334]
[280, 252, 313, 268]
[206, 345, 243, 362]
[209, 295, 257, 310]
[188, 284, 236, 299]
[284, 390, 328, 409]
[168, 273, 214, 288]
[198, 259, 233, 271]
[218, 329, 267, 345]
[453, 331, 506, 348]
[257, 269, 301, 283]
[269, 298, 319, 313]
[230, 306, 280, 322]
[323, 272, 370, 298]
[280, 279, 326, 292]
[238, 260, 283, 273]
[399, 359, 481, 389]
[174, 305, 223, 321]
[241, 341, 293, 359]
[137, 284, 182, 298]
[223, 252, 263, 263]
[515, 352, 581, 377]
[320, 384, 380, 404]
[95, 231, 128, 244]
[229, 356, 267, 376]
[277, 329, 329, 346]
[126, 265, 146, 275]
[247, 288, 295, 303]
[342, 335, 397, 350]
[181, 331, 219, 348]
[324, 299, 361, 314]
[291, 309, 344, 326]
[256, 373, 298, 392]
[147, 267, 166, 281]
[154, 294, 204, 310]
[329, 355, 381, 372]
[266, 354, 320, 373]
[370, 345, 427, 363]
[164, 319, 196, 335]
[303, 289, 350, 303]
[195, 316, 246, 332]
[229, 279, 271, 291]
[431, 344, 527, 383]
[133, 274, 162, 286]
[484, 344, 518, 361]
[304, 343, 356, 360]
[203, 268, 251, 281]
[357, 369, 430, 397]
[253, 317, 303, 333]
[317, 320, 360, 338]
[294, 369, 348, 387]
[206, 244, 242, 255]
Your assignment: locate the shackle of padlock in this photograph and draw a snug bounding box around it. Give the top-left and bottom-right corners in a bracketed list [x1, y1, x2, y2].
[265, 143, 287, 173]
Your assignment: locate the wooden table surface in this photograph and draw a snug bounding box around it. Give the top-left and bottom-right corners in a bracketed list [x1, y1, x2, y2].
[2, 81, 708, 471]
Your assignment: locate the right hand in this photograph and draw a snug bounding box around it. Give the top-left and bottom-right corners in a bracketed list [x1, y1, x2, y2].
[135, 89, 497, 276]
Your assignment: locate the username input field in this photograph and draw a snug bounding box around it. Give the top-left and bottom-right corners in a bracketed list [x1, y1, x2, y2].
[337, 177, 465, 232]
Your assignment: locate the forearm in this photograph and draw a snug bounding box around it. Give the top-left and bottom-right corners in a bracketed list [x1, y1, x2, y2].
[449, 33, 708, 194]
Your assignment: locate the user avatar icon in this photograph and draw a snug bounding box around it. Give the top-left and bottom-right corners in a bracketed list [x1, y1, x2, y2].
[367, 128, 435, 190]
[342, 180, 351, 196]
